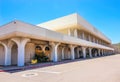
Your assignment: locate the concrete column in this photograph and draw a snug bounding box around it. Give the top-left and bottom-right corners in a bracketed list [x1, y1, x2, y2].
[50, 42, 60, 62]
[74, 29, 78, 38]
[11, 38, 30, 66]
[89, 48, 92, 58]
[82, 47, 86, 58]
[69, 45, 76, 60]
[6, 41, 14, 65]
[62, 47, 65, 60]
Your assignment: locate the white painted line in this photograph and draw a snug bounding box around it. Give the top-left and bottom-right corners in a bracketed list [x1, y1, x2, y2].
[31, 70, 61, 74]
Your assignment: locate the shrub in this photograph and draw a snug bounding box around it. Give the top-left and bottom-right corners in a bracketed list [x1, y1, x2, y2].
[33, 52, 50, 63]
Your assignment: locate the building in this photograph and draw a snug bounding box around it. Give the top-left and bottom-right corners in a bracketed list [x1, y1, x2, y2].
[0, 13, 114, 66]
[112, 43, 120, 54]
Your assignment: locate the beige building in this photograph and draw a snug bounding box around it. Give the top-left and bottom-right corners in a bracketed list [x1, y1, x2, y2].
[0, 13, 114, 66]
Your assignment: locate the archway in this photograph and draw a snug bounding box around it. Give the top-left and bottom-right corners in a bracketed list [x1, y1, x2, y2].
[11, 44, 18, 65]
[86, 48, 90, 58]
[91, 48, 98, 57]
[0, 44, 5, 65]
[74, 46, 83, 59]
[25, 43, 35, 64]
[64, 47, 71, 60]
[57, 46, 62, 61]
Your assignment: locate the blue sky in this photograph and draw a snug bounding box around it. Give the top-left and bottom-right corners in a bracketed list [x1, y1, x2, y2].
[0, 0, 120, 44]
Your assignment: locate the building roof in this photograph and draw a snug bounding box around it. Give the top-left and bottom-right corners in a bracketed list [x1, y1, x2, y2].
[0, 20, 113, 50]
[38, 13, 111, 44]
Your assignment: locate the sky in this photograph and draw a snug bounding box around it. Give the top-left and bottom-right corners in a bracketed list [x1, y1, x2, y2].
[0, 0, 120, 44]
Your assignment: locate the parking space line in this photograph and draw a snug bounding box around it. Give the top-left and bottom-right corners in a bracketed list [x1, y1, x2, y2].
[31, 70, 62, 74]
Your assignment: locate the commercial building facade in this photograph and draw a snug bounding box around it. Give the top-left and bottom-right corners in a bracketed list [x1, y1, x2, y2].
[0, 13, 114, 66]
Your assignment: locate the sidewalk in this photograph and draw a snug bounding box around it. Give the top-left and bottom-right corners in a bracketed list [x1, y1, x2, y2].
[0, 55, 108, 73]
[0, 59, 78, 73]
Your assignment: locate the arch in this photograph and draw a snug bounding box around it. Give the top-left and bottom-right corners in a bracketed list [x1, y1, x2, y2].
[45, 46, 50, 51]
[11, 38, 30, 66]
[64, 46, 71, 60]
[44, 45, 52, 60]
[86, 47, 89, 58]
[11, 43, 18, 65]
[0, 41, 7, 66]
[91, 48, 98, 57]
[74, 46, 82, 59]
[57, 45, 62, 61]
[35, 45, 43, 54]
[25, 43, 35, 64]
[0, 44, 5, 65]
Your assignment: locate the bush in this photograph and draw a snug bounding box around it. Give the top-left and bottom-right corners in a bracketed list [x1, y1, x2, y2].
[33, 52, 50, 63]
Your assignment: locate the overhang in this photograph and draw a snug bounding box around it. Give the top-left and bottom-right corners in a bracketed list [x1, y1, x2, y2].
[0, 20, 114, 51]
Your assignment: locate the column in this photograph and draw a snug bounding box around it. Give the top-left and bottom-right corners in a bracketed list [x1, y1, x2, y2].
[82, 47, 86, 58]
[11, 38, 30, 66]
[89, 48, 92, 58]
[6, 41, 14, 65]
[69, 45, 76, 60]
[62, 47, 65, 60]
[50, 42, 60, 62]
[74, 29, 78, 38]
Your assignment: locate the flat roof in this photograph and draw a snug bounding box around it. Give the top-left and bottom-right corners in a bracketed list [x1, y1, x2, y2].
[0, 20, 114, 50]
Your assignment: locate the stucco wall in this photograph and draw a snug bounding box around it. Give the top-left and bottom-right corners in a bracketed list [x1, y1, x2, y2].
[25, 43, 35, 63]
[55, 28, 68, 35]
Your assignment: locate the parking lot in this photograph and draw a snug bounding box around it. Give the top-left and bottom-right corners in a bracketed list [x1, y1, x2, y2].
[0, 54, 120, 82]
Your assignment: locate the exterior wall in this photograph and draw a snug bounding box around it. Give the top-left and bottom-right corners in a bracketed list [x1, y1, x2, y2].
[38, 13, 111, 44]
[0, 44, 5, 65]
[77, 29, 110, 46]
[77, 30, 83, 39]
[64, 47, 71, 59]
[55, 28, 68, 35]
[25, 43, 35, 63]
[0, 19, 114, 66]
